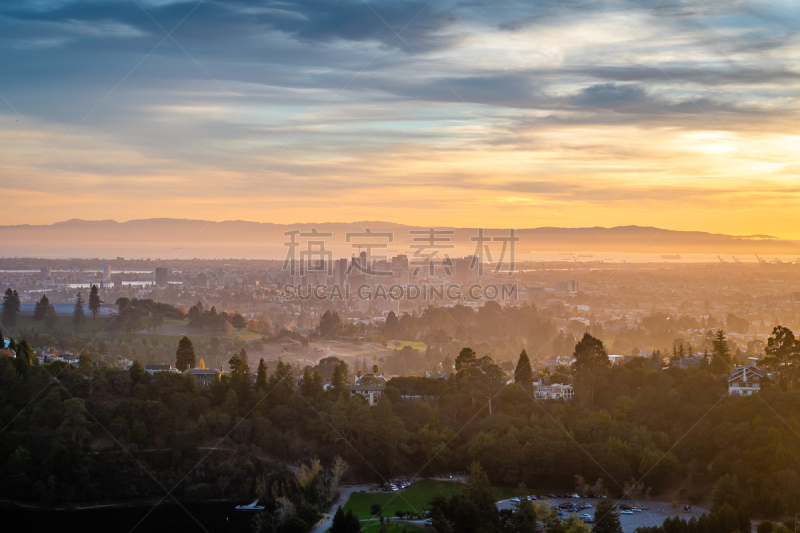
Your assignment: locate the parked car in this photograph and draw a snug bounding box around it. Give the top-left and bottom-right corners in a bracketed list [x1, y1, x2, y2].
[620, 510, 634, 515]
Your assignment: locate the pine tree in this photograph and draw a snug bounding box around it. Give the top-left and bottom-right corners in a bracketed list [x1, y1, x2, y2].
[175, 336, 196, 371]
[593, 498, 622, 533]
[33, 294, 50, 321]
[514, 349, 533, 388]
[2, 288, 20, 328]
[73, 292, 85, 331]
[88, 284, 102, 319]
[709, 330, 732, 374]
[256, 358, 267, 392]
[332, 364, 348, 395]
[130, 360, 147, 385]
[44, 303, 57, 330]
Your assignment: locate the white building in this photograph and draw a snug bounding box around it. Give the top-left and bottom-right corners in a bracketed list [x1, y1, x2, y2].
[534, 383, 574, 401]
[728, 364, 767, 396]
[349, 383, 385, 406]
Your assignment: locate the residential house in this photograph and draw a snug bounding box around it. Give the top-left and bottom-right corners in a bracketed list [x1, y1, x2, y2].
[145, 364, 178, 374]
[60, 353, 80, 366]
[534, 383, 574, 401]
[728, 364, 767, 396]
[349, 383, 385, 406]
[184, 368, 217, 387]
[674, 356, 703, 369]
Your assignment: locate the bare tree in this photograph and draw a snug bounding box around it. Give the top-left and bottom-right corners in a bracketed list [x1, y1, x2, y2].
[318, 456, 349, 506]
[574, 474, 590, 496]
[622, 478, 645, 501]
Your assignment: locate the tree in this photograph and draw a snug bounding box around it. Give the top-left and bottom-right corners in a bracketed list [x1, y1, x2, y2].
[175, 336, 196, 371]
[149, 309, 164, 333]
[301, 366, 323, 399]
[330, 506, 361, 533]
[332, 364, 348, 395]
[88, 284, 102, 319]
[231, 313, 246, 330]
[2, 288, 20, 328]
[44, 303, 57, 330]
[573, 333, 610, 407]
[319, 310, 342, 338]
[33, 293, 50, 321]
[514, 349, 533, 389]
[58, 398, 92, 448]
[764, 326, 799, 390]
[13, 340, 33, 375]
[73, 292, 86, 331]
[129, 360, 147, 386]
[455, 347, 507, 414]
[709, 330, 732, 374]
[592, 498, 622, 533]
[256, 358, 268, 392]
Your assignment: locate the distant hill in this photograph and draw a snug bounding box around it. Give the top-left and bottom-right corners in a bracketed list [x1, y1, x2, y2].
[0, 219, 797, 259]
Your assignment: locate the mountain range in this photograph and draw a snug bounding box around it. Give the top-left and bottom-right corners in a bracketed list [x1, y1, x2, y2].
[1, 219, 797, 260]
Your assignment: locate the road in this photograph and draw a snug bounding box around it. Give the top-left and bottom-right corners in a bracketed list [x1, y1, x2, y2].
[496, 497, 711, 533]
[311, 484, 372, 532]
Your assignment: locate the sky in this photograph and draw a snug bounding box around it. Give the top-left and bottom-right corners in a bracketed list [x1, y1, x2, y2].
[1, 0, 800, 238]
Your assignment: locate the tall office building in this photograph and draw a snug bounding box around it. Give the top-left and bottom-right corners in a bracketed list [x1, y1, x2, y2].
[103, 264, 111, 281]
[155, 267, 169, 288]
[334, 258, 348, 287]
[554, 280, 579, 293]
[217, 267, 226, 286]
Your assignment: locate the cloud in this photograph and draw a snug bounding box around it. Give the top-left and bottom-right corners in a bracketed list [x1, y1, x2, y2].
[1, 0, 799, 236]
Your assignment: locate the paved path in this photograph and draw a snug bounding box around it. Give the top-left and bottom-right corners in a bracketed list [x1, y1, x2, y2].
[312, 484, 373, 532]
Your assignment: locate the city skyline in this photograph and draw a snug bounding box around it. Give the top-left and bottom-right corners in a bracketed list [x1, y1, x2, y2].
[1, 1, 800, 237]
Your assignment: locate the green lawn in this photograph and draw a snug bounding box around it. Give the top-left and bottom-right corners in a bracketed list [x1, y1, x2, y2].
[359, 520, 427, 533]
[392, 341, 426, 350]
[15, 314, 114, 336]
[343, 480, 541, 520]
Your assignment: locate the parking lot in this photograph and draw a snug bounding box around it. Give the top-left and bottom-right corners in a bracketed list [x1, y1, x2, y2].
[496, 496, 710, 533]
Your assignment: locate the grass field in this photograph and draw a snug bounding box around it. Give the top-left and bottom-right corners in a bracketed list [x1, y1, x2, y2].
[343, 480, 540, 520]
[13, 315, 260, 344]
[15, 314, 114, 335]
[359, 520, 427, 532]
[392, 341, 426, 350]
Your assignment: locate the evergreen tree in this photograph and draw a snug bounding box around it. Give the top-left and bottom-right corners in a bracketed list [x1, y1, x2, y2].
[2, 288, 20, 328]
[130, 360, 147, 386]
[13, 340, 33, 375]
[332, 363, 348, 395]
[44, 303, 57, 330]
[88, 284, 102, 319]
[301, 367, 321, 399]
[33, 294, 50, 321]
[592, 498, 622, 533]
[73, 292, 86, 331]
[330, 506, 361, 533]
[256, 358, 268, 392]
[573, 333, 610, 407]
[175, 336, 196, 371]
[514, 349, 533, 388]
[709, 330, 732, 374]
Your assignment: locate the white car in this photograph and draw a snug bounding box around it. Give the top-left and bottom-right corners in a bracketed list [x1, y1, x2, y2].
[620, 510, 634, 515]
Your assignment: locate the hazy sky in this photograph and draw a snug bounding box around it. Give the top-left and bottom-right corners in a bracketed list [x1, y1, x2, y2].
[1, 0, 799, 237]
